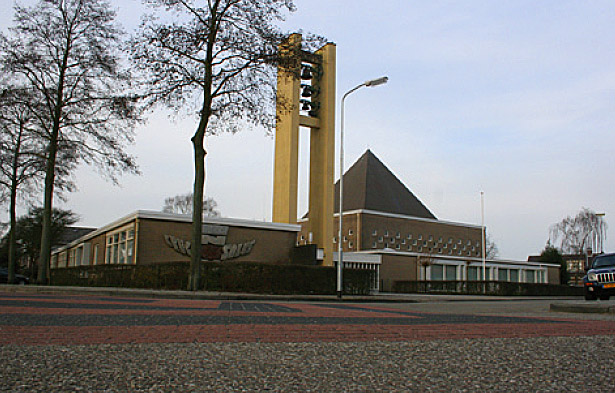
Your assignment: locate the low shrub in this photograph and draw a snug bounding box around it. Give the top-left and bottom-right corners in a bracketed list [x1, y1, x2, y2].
[392, 280, 584, 296]
[50, 261, 374, 295]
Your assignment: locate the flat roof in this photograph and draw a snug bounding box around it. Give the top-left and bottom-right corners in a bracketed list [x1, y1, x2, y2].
[52, 210, 300, 254]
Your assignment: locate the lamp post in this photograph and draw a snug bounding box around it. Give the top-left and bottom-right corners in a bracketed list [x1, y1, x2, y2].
[338, 76, 388, 299]
[481, 191, 486, 283]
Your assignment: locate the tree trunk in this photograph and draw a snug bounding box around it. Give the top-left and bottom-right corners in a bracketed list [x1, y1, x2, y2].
[7, 188, 17, 284]
[188, 113, 210, 291]
[38, 29, 71, 285]
[37, 133, 58, 284]
[7, 122, 23, 284]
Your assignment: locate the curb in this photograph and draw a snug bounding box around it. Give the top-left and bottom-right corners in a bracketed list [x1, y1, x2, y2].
[0, 285, 412, 303]
[550, 302, 615, 314]
[1, 285, 583, 303]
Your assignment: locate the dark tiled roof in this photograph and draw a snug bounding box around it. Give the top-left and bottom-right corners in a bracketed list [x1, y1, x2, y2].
[332, 150, 436, 219]
[56, 227, 96, 247]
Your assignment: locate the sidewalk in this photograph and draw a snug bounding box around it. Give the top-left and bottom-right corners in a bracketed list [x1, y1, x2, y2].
[0, 284, 582, 303]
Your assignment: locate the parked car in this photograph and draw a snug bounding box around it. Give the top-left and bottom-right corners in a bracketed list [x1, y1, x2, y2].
[583, 253, 615, 300]
[0, 267, 30, 285]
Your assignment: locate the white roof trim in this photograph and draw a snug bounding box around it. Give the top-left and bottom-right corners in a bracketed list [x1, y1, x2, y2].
[356, 249, 559, 268]
[324, 209, 483, 229]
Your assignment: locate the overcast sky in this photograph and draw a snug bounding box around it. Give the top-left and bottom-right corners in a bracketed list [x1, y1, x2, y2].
[2, 0, 614, 260]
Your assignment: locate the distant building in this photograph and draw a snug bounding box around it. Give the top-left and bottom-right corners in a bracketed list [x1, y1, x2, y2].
[528, 252, 596, 286]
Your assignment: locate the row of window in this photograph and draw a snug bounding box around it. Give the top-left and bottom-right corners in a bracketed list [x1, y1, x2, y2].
[371, 230, 480, 248]
[369, 242, 481, 257]
[105, 227, 135, 265]
[430, 264, 545, 283]
[51, 226, 136, 268]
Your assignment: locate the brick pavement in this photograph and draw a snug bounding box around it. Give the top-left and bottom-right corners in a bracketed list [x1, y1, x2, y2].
[1, 291, 614, 346]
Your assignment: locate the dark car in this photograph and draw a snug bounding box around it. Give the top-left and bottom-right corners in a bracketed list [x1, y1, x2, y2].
[583, 253, 615, 300]
[0, 267, 30, 285]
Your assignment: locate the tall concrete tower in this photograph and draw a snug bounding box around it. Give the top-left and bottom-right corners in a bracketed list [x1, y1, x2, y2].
[272, 34, 336, 266]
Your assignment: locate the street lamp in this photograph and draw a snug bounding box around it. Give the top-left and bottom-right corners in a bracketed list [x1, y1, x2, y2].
[337, 76, 388, 299]
[480, 191, 486, 283]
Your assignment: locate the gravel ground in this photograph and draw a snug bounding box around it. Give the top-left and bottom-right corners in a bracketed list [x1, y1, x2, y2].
[2, 335, 614, 392]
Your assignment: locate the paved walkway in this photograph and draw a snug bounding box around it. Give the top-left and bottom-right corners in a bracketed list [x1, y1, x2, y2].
[1, 289, 613, 345]
[2, 288, 615, 392]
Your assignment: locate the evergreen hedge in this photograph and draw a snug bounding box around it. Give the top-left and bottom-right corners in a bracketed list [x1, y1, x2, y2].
[50, 261, 373, 295]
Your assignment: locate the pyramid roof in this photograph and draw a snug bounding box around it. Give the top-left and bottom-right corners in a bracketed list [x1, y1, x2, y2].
[332, 149, 436, 219]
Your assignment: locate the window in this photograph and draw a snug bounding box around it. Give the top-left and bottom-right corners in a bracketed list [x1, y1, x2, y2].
[349, 242, 354, 249]
[407, 234, 412, 240]
[525, 270, 535, 283]
[418, 235, 423, 240]
[396, 232, 401, 239]
[537, 270, 545, 283]
[384, 231, 389, 237]
[438, 237, 443, 243]
[372, 242, 377, 248]
[93, 244, 98, 265]
[348, 229, 354, 236]
[498, 269, 508, 282]
[468, 266, 478, 281]
[458, 239, 462, 244]
[510, 269, 519, 282]
[333, 237, 337, 244]
[390, 238, 395, 243]
[378, 236, 383, 243]
[445, 265, 456, 280]
[343, 236, 347, 243]
[431, 265, 443, 281]
[418, 246, 423, 252]
[412, 240, 418, 246]
[408, 245, 412, 251]
[423, 241, 427, 246]
[448, 238, 453, 244]
[75, 246, 83, 266]
[395, 244, 401, 250]
[428, 235, 433, 242]
[401, 239, 406, 245]
[372, 230, 378, 236]
[106, 226, 135, 264]
[438, 248, 442, 254]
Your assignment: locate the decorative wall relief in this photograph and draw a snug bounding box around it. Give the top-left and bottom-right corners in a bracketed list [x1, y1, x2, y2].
[164, 225, 256, 261]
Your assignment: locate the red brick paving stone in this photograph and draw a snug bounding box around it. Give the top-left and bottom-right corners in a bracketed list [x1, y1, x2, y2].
[2, 321, 615, 346]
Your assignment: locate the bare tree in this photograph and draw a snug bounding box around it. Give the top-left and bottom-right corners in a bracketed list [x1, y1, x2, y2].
[0, 85, 76, 283]
[131, 0, 308, 290]
[485, 233, 499, 259]
[0, 86, 46, 283]
[0, 0, 141, 284]
[162, 192, 220, 217]
[549, 207, 607, 254]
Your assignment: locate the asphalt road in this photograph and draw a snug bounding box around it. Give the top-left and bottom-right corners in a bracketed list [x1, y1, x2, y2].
[1, 291, 614, 392]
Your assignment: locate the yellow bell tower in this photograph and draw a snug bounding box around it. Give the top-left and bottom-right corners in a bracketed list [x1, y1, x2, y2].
[273, 34, 336, 267]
